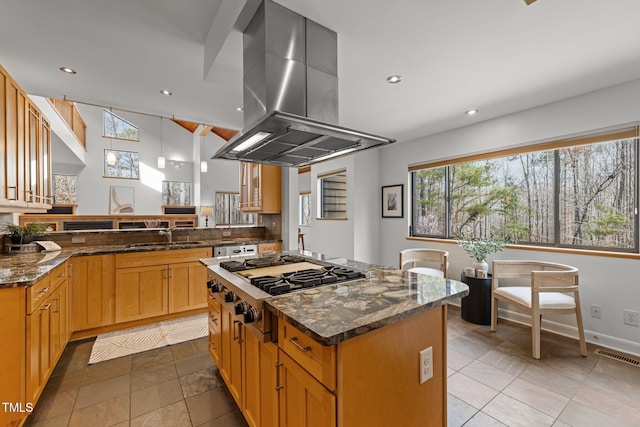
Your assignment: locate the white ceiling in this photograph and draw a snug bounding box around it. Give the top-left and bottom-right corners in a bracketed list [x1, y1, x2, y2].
[2, 0, 640, 144]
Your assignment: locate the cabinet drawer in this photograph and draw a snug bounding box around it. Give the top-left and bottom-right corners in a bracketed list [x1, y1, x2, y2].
[258, 242, 282, 254]
[28, 279, 50, 314]
[278, 320, 336, 391]
[116, 247, 211, 268]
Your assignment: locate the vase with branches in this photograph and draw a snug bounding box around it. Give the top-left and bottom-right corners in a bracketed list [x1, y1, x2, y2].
[457, 236, 507, 274]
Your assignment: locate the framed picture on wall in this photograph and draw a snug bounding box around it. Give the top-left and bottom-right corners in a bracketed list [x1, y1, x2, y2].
[162, 181, 191, 206]
[109, 186, 135, 214]
[382, 184, 403, 218]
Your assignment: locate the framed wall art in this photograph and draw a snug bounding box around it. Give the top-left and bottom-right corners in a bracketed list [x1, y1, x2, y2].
[382, 184, 403, 218]
[162, 181, 191, 206]
[109, 185, 135, 214]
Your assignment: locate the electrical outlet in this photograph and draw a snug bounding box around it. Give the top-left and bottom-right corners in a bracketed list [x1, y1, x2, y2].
[222, 230, 231, 237]
[71, 236, 85, 244]
[623, 309, 639, 326]
[590, 304, 602, 319]
[419, 346, 433, 384]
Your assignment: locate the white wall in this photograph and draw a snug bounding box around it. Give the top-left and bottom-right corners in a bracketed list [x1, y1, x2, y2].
[51, 105, 240, 220]
[375, 78, 640, 356]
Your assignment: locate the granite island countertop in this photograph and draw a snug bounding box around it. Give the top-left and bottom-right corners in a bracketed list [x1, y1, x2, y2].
[203, 250, 469, 346]
[266, 265, 469, 346]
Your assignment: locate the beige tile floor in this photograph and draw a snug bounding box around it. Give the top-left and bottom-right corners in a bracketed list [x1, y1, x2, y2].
[26, 307, 640, 427]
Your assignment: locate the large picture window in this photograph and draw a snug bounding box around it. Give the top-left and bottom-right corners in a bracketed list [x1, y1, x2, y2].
[410, 128, 638, 252]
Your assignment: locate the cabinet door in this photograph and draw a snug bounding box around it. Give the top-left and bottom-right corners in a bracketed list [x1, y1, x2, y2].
[40, 118, 51, 204]
[243, 330, 261, 427]
[220, 303, 242, 406]
[25, 102, 39, 204]
[71, 255, 115, 331]
[26, 296, 53, 404]
[50, 280, 69, 364]
[278, 350, 336, 427]
[115, 265, 169, 323]
[169, 261, 207, 313]
[240, 162, 250, 210]
[208, 296, 221, 364]
[0, 287, 26, 427]
[4, 75, 26, 203]
[261, 341, 279, 427]
[249, 163, 261, 209]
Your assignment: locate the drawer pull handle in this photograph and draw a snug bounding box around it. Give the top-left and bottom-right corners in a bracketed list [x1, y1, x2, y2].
[38, 287, 50, 296]
[41, 303, 52, 310]
[57, 272, 65, 278]
[288, 336, 311, 353]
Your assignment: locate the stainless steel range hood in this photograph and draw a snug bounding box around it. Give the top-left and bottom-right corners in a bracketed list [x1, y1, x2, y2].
[213, 0, 395, 167]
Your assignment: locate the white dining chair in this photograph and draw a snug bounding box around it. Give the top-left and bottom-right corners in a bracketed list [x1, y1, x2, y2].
[399, 248, 449, 278]
[491, 260, 587, 359]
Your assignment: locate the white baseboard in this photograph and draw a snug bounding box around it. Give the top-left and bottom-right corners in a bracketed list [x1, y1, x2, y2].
[498, 308, 640, 357]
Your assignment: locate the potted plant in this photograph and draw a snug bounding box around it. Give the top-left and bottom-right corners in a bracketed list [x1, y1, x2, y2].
[1, 223, 47, 245]
[457, 236, 507, 274]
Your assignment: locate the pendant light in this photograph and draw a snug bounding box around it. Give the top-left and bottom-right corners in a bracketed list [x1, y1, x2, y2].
[157, 116, 166, 169]
[200, 131, 208, 173]
[106, 108, 117, 165]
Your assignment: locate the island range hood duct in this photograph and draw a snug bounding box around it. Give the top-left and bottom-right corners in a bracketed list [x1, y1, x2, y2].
[213, 0, 395, 167]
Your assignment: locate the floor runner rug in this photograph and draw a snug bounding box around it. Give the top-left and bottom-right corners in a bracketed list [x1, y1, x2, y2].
[88, 313, 208, 364]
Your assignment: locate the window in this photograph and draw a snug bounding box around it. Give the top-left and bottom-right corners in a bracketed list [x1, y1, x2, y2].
[103, 109, 139, 141]
[299, 192, 311, 226]
[104, 149, 140, 179]
[215, 192, 255, 225]
[410, 128, 638, 251]
[318, 170, 347, 219]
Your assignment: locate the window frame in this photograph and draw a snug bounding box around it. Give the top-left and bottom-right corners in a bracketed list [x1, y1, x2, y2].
[103, 109, 140, 142]
[214, 192, 256, 226]
[409, 126, 639, 253]
[299, 191, 312, 226]
[317, 169, 347, 220]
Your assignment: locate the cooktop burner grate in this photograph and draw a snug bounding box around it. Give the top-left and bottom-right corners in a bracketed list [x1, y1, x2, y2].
[249, 265, 365, 295]
[219, 255, 308, 272]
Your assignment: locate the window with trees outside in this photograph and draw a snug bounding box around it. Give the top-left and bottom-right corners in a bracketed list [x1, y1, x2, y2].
[410, 127, 638, 252]
[103, 109, 139, 141]
[299, 192, 311, 226]
[215, 192, 255, 226]
[318, 170, 347, 219]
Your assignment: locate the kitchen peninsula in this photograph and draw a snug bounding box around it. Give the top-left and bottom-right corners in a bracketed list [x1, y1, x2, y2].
[203, 251, 469, 427]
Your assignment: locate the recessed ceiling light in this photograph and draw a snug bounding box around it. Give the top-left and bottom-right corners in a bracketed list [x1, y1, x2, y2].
[465, 109, 479, 116]
[160, 90, 172, 96]
[386, 75, 403, 84]
[59, 66, 76, 74]
[236, 107, 244, 112]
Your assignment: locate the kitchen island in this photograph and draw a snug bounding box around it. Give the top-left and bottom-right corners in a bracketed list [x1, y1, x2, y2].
[202, 251, 468, 427]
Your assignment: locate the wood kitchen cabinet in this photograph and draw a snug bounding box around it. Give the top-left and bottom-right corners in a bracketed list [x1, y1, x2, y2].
[208, 295, 221, 364]
[169, 261, 208, 313]
[258, 242, 282, 254]
[115, 264, 169, 323]
[26, 262, 69, 406]
[220, 301, 243, 405]
[0, 63, 52, 212]
[277, 350, 336, 427]
[0, 287, 26, 427]
[70, 254, 116, 332]
[115, 248, 210, 323]
[240, 162, 281, 213]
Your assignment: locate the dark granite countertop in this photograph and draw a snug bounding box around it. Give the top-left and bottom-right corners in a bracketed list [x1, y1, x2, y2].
[0, 238, 280, 287]
[202, 250, 469, 346]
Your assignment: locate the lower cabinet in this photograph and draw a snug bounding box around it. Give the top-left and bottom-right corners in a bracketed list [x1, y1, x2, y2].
[208, 295, 221, 365]
[169, 261, 208, 313]
[219, 301, 243, 405]
[0, 287, 26, 427]
[26, 262, 69, 410]
[70, 254, 115, 332]
[115, 265, 169, 323]
[277, 350, 336, 427]
[114, 248, 210, 324]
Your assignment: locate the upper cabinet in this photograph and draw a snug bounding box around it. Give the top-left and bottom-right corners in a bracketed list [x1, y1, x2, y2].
[0, 64, 52, 212]
[239, 162, 281, 213]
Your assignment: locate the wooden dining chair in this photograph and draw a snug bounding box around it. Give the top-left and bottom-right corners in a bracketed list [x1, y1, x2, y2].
[491, 260, 587, 359]
[399, 248, 449, 278]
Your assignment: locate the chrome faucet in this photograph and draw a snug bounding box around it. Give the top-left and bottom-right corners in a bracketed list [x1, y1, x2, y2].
[159, 226, 176, 243]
